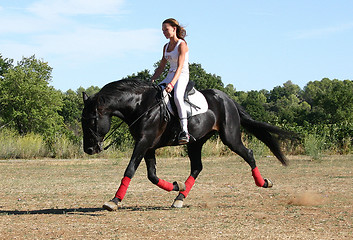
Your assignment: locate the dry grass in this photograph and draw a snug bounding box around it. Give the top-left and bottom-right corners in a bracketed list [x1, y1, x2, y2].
[0, 155, 352, 239]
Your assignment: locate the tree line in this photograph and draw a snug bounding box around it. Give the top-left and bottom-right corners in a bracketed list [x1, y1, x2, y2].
[1, 54, 352, 157]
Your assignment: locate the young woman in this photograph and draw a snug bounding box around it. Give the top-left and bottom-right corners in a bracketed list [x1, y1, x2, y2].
[151, 18, 190, 144]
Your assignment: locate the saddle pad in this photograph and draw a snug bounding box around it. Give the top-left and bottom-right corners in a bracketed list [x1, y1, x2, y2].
[162, 88, 208, 117]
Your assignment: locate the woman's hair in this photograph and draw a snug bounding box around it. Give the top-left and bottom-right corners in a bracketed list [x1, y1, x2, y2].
[163, 18, 187, 40]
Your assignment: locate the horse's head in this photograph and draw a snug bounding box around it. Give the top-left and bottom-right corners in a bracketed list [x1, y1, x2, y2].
[81, 92, 111, 155]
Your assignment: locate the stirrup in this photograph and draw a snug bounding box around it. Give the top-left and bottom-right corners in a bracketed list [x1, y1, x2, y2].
[178, 131, 190, 144]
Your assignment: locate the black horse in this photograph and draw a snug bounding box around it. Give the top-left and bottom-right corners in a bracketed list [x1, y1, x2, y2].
[81, 79, 291, 211]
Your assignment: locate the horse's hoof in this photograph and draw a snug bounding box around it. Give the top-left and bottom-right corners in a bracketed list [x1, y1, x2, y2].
[171, 199, 184, 208]
[264, 178, 273, 188]
[103, 199, 121, 211]
[174, 181, 186, 191]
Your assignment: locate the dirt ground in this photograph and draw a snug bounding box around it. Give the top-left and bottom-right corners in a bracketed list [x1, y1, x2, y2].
[0, 155, 352, 239]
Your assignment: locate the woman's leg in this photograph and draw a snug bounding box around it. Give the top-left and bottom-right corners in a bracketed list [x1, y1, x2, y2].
[173, 74, 189, 136]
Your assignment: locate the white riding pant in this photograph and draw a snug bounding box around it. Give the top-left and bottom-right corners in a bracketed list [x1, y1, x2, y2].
[160, 70, 189, 132]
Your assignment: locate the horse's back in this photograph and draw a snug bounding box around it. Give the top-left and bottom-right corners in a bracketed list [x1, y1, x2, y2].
[200, 89, 239, 115]
[187, 89, 240, 135]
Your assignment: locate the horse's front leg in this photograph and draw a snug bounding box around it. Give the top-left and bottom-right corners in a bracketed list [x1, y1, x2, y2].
[171, 141, 204, 208]
[144, 149, 186, 192]
[102, 141, 147, 211]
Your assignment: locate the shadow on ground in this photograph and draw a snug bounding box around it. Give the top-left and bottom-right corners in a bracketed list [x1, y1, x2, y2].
[0, 207, 105, 216]
[0, 205, 187, 215]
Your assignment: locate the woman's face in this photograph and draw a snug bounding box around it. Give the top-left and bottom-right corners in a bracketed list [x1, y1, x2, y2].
[162, 23, 176, 39]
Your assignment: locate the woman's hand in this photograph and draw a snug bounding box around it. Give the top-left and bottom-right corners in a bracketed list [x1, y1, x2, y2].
[166, 82, 174, 93]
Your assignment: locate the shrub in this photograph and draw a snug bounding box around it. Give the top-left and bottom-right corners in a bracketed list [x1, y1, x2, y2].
[0, 128, 46, 159]
[304, 133, 325, 160]
[52, 135, 83, 159]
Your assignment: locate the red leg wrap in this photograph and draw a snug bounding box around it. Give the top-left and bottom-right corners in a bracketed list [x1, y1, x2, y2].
[157, 179, 174, 192]
[252, 167, 265, 187]
[115, 176, 131, 200]
[180, 176, 195, 198]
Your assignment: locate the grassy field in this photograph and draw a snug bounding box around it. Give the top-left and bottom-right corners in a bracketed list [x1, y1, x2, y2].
[0, 155, 352, 239]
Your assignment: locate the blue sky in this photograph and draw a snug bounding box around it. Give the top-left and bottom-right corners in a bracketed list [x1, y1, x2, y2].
[1, 0, 352, 92]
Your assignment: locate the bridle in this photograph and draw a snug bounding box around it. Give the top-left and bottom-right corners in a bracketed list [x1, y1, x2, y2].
[81, 109, 102, 141]
[82, 88, 168, 151]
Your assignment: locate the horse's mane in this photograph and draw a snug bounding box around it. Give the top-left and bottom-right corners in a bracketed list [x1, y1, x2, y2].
[96, 79, 154, 99]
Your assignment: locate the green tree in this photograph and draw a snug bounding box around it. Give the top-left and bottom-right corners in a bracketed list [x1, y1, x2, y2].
[241, 90, 273, 122]
[0, 54, 13, 77]
[268, 81, 309, 125]
[274, 94, 310, 125]
[0, 55, 63, 140]
[189, 63, 224, 90]
[223, 84, 237, 100]
[303, 78, 353, 124]
[269, 80, 301, 102]
[234, 91, 248, 105]
[60, 89, 82, 124]
[77, 86, 100, 97]
[59, 89, 83, 142]
[0, 54, 14, 126]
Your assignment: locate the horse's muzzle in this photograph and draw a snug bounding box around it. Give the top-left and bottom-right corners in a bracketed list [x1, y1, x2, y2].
[84, 142, 103, 155]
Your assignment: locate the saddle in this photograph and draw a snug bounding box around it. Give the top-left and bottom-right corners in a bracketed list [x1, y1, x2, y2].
[157, 81, 208, 120]
[183, 81, 199, 109]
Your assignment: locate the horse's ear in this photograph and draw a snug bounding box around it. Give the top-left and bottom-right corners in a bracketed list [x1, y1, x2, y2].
[82, 92, 89, 103]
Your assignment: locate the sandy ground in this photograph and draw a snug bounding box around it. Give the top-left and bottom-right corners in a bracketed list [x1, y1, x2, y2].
[0, 155, 352, 239]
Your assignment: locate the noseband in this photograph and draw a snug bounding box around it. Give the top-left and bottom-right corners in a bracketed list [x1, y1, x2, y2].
[82, 109, 101, 141]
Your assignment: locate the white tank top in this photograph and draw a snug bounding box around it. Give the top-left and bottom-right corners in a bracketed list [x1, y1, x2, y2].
[164, 39, 189, 73]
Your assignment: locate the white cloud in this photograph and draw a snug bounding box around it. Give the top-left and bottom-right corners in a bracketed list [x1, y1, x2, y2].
[1, 27, 161, 64]
[0, 0, 162, 62]
[0, 14, 61, 34]
[33, 28, 161, 61]
[0, 0, 126, 34]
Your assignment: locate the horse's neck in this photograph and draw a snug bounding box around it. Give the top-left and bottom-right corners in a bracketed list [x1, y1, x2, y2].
[109, 88, 156, 124]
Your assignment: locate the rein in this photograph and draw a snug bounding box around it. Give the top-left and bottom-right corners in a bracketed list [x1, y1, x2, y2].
[103, 86, 169, 150]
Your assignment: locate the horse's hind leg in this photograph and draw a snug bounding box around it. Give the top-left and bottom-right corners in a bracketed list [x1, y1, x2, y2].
[220, 124, 272, 188]
[233, 143, 272, 188]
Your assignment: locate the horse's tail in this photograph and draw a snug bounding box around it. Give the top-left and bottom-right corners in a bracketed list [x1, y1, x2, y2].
[234, 101, 291, 166]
